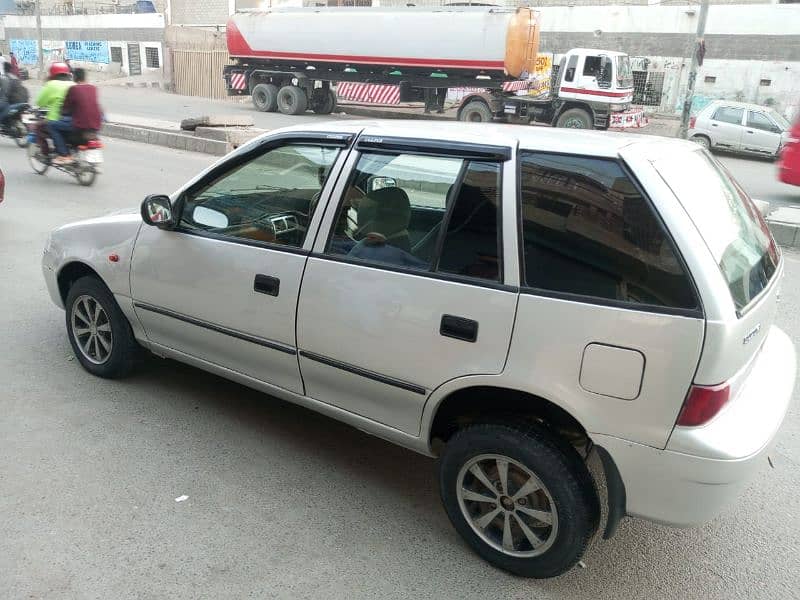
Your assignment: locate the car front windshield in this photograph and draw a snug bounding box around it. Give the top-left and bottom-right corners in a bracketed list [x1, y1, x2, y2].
[653, 148, 779, 313]
[767, 109, 791, 131]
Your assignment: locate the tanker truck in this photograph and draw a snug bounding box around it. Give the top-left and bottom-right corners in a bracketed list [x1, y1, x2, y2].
[223, 7, 636, 129]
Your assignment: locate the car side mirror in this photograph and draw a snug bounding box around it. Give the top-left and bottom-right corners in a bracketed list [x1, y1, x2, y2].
[141, 194, 175, 229]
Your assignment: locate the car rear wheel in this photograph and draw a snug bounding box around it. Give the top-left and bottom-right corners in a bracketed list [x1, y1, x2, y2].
[65, 276, 141, 378]
[439, 422, 599, 578]
[692, 135, 711, 151]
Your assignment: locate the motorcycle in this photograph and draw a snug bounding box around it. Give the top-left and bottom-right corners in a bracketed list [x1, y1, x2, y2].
[27, 109, 103, 187]
[0, 103, 30, 148]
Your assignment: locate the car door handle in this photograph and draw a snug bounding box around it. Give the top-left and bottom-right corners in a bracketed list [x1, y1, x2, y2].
[711, 123, 718, 127]
[440, 314, 478, 343]
[254, 274, 280, 297]
[746, 130, 754, 134]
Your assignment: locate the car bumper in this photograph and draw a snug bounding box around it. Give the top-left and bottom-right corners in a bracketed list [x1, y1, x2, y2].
[596, 325, 796, 527]
[42, 245, 64, 309]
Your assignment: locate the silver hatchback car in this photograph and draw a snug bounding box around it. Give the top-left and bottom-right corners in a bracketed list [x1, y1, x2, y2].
[42, 122, 796, 578]
[689, 100, 792, 158]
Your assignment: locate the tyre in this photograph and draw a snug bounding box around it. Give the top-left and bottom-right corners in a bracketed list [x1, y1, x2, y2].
[28, 141, 50, 174]
[439, 422, 599, 578]
[251, 83, 278, 112]
[14, 120, 29, 147]
[277, 85, 308, 116]
[556, 108, 593, 129]
[65, 276, 141, 378]
[691, 135, 711, 151]
[310, 89, 337, 115]
[459, 100, 493, 123]
[76, 165, 97, 187]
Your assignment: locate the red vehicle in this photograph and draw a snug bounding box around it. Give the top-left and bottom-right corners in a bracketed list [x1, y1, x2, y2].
[778, 112, 800, 187]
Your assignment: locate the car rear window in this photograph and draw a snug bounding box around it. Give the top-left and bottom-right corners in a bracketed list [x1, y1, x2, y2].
[652, 149, 779, 313]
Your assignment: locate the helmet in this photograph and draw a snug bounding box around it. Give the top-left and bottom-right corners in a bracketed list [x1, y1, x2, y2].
[48, 62, 70, 78]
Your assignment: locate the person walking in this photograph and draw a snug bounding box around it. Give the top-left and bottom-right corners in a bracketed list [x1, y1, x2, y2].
[9, 52, 20, 78]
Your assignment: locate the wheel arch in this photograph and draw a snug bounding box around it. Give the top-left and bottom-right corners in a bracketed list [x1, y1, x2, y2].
[456, 92, 498, 120]
[57, 261, 104, 305]
[425, 381, 627, 539]
[426, 384, 589, 455]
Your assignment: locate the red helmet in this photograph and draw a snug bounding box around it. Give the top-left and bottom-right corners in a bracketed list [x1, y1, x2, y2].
[48, 62, 70, 78]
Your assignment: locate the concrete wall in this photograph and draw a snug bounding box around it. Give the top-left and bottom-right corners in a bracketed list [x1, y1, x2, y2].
[1, 13, 165, 76]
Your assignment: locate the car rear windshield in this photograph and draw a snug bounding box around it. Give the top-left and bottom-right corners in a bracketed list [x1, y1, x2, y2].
[653, 149, 779, 313]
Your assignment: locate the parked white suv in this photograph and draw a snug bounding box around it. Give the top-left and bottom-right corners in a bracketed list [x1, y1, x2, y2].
[689, 100, 792, 158]
[42, 122, 796, 578]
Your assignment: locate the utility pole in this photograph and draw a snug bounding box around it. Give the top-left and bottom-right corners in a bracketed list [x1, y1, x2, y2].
[35, 0, 44, 80]
[678, 0, 710, 139]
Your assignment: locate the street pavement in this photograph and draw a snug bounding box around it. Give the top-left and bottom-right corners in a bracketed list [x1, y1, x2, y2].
[1, 133, 799, 599]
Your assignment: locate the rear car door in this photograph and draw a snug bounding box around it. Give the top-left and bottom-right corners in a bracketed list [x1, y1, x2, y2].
[709, 106, 745, 151]
[296, 137, 518, 435]
[130, 132, 353, 394]
[742, 110, 782, 156]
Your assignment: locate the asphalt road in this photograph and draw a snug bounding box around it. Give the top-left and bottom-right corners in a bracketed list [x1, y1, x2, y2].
[1, 137, 799, 600]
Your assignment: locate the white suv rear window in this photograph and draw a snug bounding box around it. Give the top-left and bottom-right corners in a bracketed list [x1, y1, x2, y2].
[653, 149, 779, 312]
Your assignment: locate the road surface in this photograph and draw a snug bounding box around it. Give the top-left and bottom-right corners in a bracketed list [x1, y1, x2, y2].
[0, 137, 798, 600]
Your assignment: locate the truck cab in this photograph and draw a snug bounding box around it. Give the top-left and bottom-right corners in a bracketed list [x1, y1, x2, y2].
[556, 49, 634, 107]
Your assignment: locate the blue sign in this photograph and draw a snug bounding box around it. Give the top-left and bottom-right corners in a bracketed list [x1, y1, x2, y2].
[10, 39, 38, 65]
[65, 41, 110, 64]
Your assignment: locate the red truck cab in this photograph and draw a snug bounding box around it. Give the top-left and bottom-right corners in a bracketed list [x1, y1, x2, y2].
[778, 112, 800, 187]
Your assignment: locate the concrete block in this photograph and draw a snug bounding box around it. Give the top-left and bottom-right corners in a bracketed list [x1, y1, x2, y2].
[194, 126, 264, 148]
[766, 206, 800, 248]
[180, 114, 255, 131]
[752, 199, 770, 217]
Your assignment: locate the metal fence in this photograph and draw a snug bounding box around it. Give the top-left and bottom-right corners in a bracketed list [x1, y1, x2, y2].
[632, 70, 666, 107]
[171, 49, 232, 99]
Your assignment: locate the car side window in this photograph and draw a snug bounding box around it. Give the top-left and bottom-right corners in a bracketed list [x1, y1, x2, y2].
[747, 111, 776, 132]
[326, 151, 503, 282]
[564, 54, 578, 82]
[712, 107, 744, 126]
[179, 143, 341, 248]
[519, 152, 697, 311]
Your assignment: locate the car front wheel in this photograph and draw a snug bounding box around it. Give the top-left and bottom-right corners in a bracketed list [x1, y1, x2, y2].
[439, 422, 599, 578]
[65, 276, 141, 378]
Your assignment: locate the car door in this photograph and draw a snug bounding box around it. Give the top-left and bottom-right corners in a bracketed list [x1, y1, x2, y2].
[742, 110, 782, 156]
[708, 105, 745, 151]
[296, 136, 518, 435]
[130, 132, 353, 395]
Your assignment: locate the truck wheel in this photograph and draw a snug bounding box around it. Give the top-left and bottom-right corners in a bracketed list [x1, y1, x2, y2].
[311, 89, 337, 115]
[251, 83, 278, 112]
[439, 422, 600, 578]
[556, 108, 592, 129]
[459, 100, 493, 123]
[277, 86, 308, 116]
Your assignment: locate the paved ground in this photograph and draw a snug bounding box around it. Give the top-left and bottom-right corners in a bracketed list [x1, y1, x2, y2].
[1, 135, 799, 599]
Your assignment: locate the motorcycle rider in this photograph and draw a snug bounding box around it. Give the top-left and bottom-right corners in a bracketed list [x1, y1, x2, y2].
[35, 63, 73, 165]
[0, 61, 29, 126]
[56, 68, 103, 161]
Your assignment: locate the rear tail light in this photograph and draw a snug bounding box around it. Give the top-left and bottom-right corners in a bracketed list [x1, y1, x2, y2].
[689, 116, 697, 129]
[87, 139, 103, 149]
[676, 383, 730, 427]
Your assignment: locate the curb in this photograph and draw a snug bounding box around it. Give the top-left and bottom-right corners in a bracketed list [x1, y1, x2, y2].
[767, 219, 800, 249]
[102, 122, 231, 156]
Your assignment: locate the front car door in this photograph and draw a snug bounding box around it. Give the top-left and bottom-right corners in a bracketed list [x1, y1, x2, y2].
[742, 110, 782, 156]
[130, 132, 353, 395]
[708, 105, 745, 151]
[296, 136, 519, 435]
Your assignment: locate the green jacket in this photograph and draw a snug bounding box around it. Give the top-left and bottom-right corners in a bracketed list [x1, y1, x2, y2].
[36, 79, 74, 121]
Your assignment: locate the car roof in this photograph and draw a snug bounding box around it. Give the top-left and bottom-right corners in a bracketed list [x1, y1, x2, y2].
[276, 120, 690, 160]
[701, 100, 773, 112]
